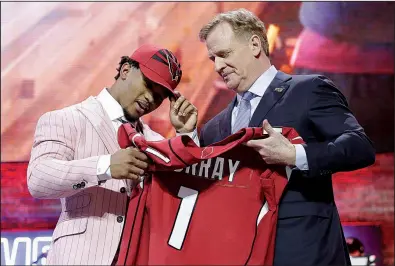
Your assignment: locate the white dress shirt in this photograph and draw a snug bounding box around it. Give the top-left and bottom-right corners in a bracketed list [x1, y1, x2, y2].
[232, 66, 309, 171]
[95, 88, 199, 181]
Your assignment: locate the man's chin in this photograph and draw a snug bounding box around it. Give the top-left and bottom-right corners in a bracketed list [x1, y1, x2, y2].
[226, 83, 239, 92]
[223, 79, 239, 90]
[124, 110, 140, 121]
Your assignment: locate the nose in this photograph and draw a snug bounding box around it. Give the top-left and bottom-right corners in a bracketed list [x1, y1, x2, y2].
[214, 57, 226, 73]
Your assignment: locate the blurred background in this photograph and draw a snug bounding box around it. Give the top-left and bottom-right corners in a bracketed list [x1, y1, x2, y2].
[1, 2, 393, 265]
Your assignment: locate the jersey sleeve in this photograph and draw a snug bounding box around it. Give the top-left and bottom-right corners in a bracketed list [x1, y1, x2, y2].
[118, 123, 196, 170]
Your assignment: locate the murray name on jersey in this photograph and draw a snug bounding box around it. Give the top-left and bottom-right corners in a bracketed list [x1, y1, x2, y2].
[173, 156, 241, 182]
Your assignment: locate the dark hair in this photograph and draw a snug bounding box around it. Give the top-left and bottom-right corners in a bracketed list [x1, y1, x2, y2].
[114, 56, 140, 80]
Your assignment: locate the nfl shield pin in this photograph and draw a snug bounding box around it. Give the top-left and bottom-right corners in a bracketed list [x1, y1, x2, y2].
[274, 87, 284, 93]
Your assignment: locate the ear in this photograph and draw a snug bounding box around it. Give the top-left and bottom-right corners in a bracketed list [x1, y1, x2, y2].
[249, 35, 261, 57]
[119, 62, 131, 80]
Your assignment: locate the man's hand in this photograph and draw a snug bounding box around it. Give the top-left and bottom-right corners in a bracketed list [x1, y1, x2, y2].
[245, 120, 296, 166]
[110, 148, 150, 181]
[169, 92, 198, 133]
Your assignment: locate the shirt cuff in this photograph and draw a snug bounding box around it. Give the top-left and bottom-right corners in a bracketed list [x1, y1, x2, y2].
[97, 154, 112, 182]
[294, 144, 309, 170]
[176, 128, 200, 147]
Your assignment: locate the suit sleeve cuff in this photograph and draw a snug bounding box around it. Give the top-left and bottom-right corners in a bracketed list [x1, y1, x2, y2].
[97, 154, 112, 182]
[294, 144, 309, 170]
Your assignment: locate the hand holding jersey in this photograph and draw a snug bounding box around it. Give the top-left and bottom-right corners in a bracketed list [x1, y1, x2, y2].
[109, 148, 150, 180]
[117, 124, 304, 265]
[246, 119, 297, 166]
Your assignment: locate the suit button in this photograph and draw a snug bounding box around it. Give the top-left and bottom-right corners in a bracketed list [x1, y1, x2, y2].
[81, 182, 86, 188]
[73, 184, 78, 190]
[117, 216, 124, 223]
[120, 187, 126, 193]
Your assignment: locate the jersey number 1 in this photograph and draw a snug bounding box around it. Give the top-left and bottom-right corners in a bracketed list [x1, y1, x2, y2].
[168, 186, 198, 250]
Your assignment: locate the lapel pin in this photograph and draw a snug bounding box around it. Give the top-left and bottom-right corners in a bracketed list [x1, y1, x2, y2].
[274, 87, 284, 93]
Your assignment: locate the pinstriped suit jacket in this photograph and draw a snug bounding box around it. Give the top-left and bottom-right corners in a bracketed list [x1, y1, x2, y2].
[27, 96, 166, 265]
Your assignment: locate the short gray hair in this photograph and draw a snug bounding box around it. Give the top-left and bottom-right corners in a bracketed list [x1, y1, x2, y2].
[199, 8, 269, 56]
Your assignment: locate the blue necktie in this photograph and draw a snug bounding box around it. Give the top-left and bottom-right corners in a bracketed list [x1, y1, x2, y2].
[232, 91, 257, 134]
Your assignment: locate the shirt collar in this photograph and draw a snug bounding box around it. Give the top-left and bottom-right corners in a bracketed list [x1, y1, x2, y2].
[96, 88, 125, 121]
[236, 65, 278, 102]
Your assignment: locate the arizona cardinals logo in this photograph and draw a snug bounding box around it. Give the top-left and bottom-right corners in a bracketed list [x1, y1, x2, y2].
[164, 50, 182, 83]
[153, 49, 182, 83]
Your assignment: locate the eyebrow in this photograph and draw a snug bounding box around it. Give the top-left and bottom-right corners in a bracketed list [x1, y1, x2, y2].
[208, 48, 232, 61]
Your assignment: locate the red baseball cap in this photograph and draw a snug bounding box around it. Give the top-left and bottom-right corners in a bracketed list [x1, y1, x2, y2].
[130, 44, 182, 99]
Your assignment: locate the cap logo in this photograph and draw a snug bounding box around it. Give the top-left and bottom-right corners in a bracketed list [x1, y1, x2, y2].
[165, 50, 181, 83]
[152, 49, 182, 83]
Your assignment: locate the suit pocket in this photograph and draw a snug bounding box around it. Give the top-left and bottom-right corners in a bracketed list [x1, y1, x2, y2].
[65, 193, 91, 212]
[51, 217, 88, 243]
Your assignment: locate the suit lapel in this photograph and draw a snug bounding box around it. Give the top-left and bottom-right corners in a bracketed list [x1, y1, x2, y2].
[77, 96, 119, 154]
[219, 97, 237, 140]
[249, 71, 292, 127]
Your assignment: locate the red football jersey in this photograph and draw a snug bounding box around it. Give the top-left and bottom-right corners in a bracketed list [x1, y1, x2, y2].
[117, 125, 304, 265]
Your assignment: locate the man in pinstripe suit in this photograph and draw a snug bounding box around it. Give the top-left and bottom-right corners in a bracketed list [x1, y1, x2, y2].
[27, 44, 199, 265]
